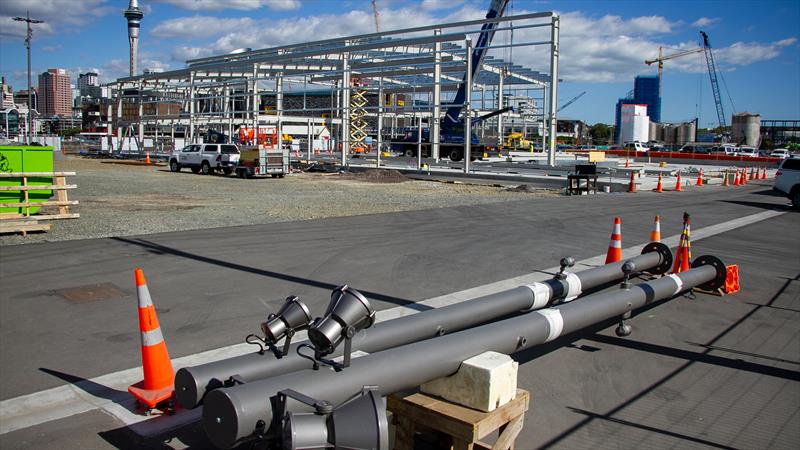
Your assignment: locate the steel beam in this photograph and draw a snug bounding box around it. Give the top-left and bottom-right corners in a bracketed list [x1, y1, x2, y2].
[175, 244, 672, 409]
[202, 256, 725, 449]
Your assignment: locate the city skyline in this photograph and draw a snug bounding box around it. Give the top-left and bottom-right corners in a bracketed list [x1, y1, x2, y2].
[0, 0, 798, 126]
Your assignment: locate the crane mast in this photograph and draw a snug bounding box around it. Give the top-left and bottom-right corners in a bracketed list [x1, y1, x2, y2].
[443, 0, 509, 127]
[701, 31, 726, 129]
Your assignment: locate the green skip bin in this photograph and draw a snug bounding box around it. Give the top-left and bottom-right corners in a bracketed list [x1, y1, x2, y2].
[0, 145, 54, 215]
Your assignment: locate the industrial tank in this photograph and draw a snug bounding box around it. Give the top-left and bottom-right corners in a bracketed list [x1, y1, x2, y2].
[676, 121, 696, 145]
[662, 124, 676, 145]
[731, 113, 761, 147]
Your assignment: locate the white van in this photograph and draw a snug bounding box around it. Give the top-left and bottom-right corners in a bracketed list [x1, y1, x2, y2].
[709, 144, 737, 156]
[623, 141, 650, 153]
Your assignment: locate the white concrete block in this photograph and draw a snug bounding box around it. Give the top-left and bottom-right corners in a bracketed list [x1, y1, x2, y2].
[421, 351, 518, 412]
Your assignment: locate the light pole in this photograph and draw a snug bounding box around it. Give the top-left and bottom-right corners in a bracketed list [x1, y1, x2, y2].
[13, 11, 44, 144]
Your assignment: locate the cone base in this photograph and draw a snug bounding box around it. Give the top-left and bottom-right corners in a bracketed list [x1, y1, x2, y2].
[128, 380, 174, 408]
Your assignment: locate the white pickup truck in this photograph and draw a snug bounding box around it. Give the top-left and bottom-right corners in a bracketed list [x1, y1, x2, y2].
[170, 143, 240, 175]
[773, 156, 800, 209]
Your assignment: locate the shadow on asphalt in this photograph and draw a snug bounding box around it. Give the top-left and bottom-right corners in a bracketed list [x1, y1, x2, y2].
[566, 407, 736, 449]
[529, 273, 799, 449]
[718, 199, 792, 211]
[38, 368, 129, 406]
[98, 420, 215, 450]
[112, 237, 430, 311]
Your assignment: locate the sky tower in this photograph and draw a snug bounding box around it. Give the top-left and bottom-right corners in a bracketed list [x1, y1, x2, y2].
[123, 0, 144, 77]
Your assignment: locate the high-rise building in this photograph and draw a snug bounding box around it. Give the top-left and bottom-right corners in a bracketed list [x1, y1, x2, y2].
[77, 72, 99, 94]
[633, 75, 661, 124]
[14, 89, 37, 111]
[1, 77, 14, 109]
[38, 68, 72, 117]
[620, 104, 650, 144]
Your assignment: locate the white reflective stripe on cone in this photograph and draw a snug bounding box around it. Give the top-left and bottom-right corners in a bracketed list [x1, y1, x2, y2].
[141, 327, 165, 347]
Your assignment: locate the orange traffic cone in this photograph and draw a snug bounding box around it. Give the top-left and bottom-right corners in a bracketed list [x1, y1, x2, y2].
[653, 174, 663, 193]
[605, 217, 623, 264]
[675, 172, 683, 191]
[761, 166, 767, 180]
[145, 152, 151, 165]
[696, 168, 704, 186]
[722, 170, 730, 187]
[750, 167, 756, 180]
[627, 171, 636, 193]
[625, 159, 629, 168]
[128, 269, 175, 409]
[650, 215, 661, 242]
[733, 170, 740, 186]
[672, 213, 692, 273]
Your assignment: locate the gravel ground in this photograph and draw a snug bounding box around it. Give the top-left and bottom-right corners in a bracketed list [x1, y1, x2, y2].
[1, 156, 560, 245]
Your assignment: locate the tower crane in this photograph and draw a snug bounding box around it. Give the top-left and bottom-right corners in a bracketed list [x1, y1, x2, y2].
[371, 0, 380, 32]
[644, 30, 728, 130]
[557, 91, 586, 113]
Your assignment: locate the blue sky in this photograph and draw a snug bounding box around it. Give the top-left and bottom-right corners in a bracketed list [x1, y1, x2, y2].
[0, 0, 798, 126]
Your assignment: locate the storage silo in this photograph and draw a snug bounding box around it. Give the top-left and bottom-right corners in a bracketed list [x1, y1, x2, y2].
[731, 113, 761, 147]
[676, 121, 696, 146]
[662, 124, 676, 145]
[649, 122, 658, 142]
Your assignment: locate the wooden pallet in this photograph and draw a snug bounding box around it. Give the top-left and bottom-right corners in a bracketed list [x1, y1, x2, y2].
[0, 172, 79, 235]
[388, 389, 529, 450]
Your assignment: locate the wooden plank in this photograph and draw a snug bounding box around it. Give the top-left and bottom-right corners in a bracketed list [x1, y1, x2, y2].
[24, 213, 80, 221]
[0, 185, 77, 191]
[55, 176, 69, 215]
[0, 200, 79, 208]
[1, 220, 39, 227]
[0, 224, 51, 234]
[0, 172, 76, 177]
[492, 414, 524, 450]
[0, 213, 23, 219]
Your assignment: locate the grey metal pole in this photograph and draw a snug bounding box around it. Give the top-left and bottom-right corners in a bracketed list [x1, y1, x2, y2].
[464, 37, 472, 174]
[547, 15, 560, 166]
[417, 114, 422, 171]
[203, 257, 725, 449]
[377, 77, 383, 168]
[342, 52, 350, 167]
[175, 244, 672, 409]
[189, 73, 195, 143]
[497, 68, 505, 148]
[307, 118, 312, 161]
[432, 29, 442, 162]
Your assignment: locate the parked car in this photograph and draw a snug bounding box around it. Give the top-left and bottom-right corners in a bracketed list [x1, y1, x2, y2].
[770, 149, 791, 159]
[736, 146, 759, 158]
[773, 156, 800, 209]
[170, 143, 241, 175]
[623, 141, 649, 152]
[609, 145, 623, 151]
[709, 145, 737, 156]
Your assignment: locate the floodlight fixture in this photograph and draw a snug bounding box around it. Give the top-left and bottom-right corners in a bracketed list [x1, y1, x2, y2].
[258, 296, 312, 358]
[306, 285, 375, 369]
[279, 387, 388, 450]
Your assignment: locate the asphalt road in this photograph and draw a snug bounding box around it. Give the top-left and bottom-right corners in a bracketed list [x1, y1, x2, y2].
[0, 181, 797, 449]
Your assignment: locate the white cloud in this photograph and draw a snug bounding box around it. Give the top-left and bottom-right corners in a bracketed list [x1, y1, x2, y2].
[151, 16, 256, 38]
[420, 0, 465, 11]
[155, 0, 300, 12]
[775, 37, 797, 47]
[0, 0, 113, 39]
[715, 38, 798, 66]
[41, 44, 63, 53]
[691, 17, 720, 28]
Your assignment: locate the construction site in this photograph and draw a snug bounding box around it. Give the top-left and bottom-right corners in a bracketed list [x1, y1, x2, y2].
[0, 1, 798, 449]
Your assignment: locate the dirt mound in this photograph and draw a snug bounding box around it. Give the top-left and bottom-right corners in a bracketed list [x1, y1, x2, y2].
[339, 169, 409, 183]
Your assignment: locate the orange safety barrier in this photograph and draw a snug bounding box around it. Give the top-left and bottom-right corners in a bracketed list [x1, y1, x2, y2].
[605, 217, 623, 264]
[724, 264, 740, 294]
[128, 268, 175, 409]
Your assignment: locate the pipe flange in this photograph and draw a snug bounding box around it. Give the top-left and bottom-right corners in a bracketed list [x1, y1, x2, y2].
[691, 255, 727, 291]
[641, 242, 673, 275]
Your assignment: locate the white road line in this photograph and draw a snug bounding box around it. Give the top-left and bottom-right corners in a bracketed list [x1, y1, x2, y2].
[0, 209, 784, 436]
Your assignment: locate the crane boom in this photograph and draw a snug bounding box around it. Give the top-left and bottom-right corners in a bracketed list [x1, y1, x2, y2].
[371, 0, 380, 33]
[701, 31, 726, 129]
[557, 91, 586, 113]
[443, 0, 509, 127]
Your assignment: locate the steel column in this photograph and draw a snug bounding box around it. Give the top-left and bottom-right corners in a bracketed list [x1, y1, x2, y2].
[464, 37, 473, 174]
[547, 15, 559, 166]
[432, 29, 442, 162]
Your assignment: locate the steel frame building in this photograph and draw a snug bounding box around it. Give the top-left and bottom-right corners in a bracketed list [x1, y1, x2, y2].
[109, 11, 560, 168]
